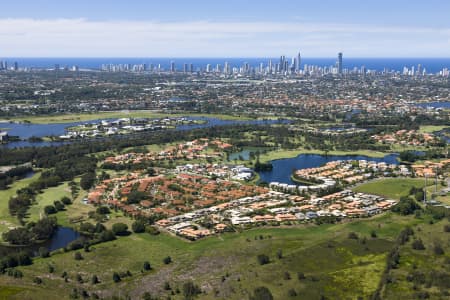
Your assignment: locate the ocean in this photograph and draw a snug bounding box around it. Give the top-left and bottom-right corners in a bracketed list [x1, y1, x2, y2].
[1, 57, 450, 73]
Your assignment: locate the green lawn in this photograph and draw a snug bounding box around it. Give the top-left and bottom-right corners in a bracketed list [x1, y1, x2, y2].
[259, 148, 388, 163]
[27, 182, 72, 223]
[353, 178, 428, 200]
[0, 173, 41, 238]
[418, 125, 448, 134]
[8, 111, 253, 124]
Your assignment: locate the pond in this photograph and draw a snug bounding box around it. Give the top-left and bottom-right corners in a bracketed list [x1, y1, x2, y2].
[0, 226, 80, 257]
[257, 153, 399, 185]
[228, 147, 268, 161]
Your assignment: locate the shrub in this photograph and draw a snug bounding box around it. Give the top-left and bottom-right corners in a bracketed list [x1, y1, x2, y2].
[297, 272, 306, 280]
[143, 261, 151, 271]
[392, 196, 421, 215]
[39, 247, 50, 258]
[288, 289, 297, 297]
[91, 275, 99, 284]
[74, 252, 83, 260]
[145, 225, 160, 235]
[433, 242, 445, 255]
[348, 232, 359, 239]
[112, 272, 121, 283]
[250, 286, 273, 300]
[283, 271, 291, 280]
[163, 256, 172, 265]
[256, 254, 270, 265]
[182, 281, 201, 300]
[412, 239, 426, 250]
[33, 277, 43, 284]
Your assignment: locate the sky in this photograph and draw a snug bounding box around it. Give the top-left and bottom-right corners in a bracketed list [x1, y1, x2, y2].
[0, 0, 449, 57]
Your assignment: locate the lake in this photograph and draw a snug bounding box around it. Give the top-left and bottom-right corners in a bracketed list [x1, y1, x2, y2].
[258, 153, 399, 185]
[0, 116, 288, 148]
[415, 101, 450, 109]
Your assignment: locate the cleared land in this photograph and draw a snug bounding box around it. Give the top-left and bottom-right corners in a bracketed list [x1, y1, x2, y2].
[0, 212, 424, 300]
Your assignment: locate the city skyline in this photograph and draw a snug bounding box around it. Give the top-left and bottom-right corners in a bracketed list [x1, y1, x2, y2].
[0, 1, 449, 57]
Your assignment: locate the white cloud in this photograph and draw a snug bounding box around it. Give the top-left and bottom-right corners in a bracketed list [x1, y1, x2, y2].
[0, 18, 448, 57]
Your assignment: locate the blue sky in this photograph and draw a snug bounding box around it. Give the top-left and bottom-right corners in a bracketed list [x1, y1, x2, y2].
[0, 0, 449, 57]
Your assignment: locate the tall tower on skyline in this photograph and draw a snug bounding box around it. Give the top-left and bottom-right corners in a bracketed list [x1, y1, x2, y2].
[337, 52, 343, 74]
[296, 52, 301, 72]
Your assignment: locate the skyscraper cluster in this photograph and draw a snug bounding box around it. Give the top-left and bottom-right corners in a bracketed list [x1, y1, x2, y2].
[0, 60, 18, 71]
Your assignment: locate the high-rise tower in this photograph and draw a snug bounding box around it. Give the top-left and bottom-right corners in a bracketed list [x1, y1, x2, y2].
[337, 52, 343, 74]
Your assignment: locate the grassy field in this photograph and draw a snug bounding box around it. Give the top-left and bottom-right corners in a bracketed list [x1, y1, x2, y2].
[0, 173, 41, 238]
[6, 111, 253, 124]
[258, 148, 388, 163]
[0, 212, 425, 300]
[353, 178, 428, 200]
[27, 182, 72, 223]
[418, 125, 449, 134]
[383, 217, 450, 299]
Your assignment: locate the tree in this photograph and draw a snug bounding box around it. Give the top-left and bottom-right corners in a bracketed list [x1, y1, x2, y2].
[53, 200, 65, 211]
[127, 190, 148, 204]
[33, 277, 43, 284]
[112, 272, 121, 283]
[32, 216, 57, 240]
[392, 197, 421, 215]
[44, 205, 57, 215]
[143, 261, 151, 271]
[276, 249, 283, 259]
[74, 252, 83, 260]
[163, 256, 172, 264]
[96, 206, 110, 215]
[39, 247, 50, 258]
[80, 172, 96, 190]
[132, 220, 146, 233]
[99, 230, 116, 242]
[91, 275, 99, 284]
[297, 272, 306, 280]
[112, 223, 129, 236]
[433, 241, 445, 255]
[250, 286, 273, 300]
[61, 196, 72, 205]
[283, 271, 291, 280]
[348, 232, 359, 239]
[2, 227, 33, 245]
[412, 239, 426, 250]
